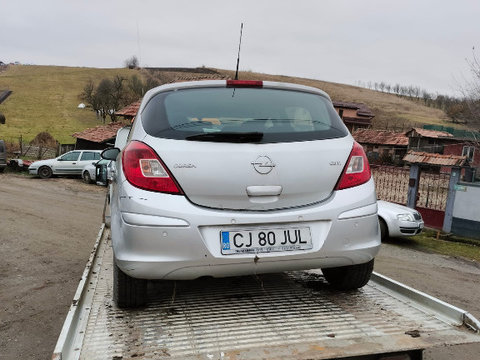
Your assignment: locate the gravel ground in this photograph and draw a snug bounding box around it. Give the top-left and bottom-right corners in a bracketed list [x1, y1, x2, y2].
[375, 241, 480, 360]
[0, 173, 479, 359]
[0, 174, 105, 360]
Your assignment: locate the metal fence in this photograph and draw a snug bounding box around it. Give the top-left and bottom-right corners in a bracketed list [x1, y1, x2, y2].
[417, 172, 449, 211]
[372, 165, 410, 205]
[372, 165, 449, 211]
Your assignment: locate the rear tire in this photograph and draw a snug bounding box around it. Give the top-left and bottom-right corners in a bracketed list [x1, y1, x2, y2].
[113, 258, 147, 308]
[379, 218, 388, 242]
[322, 259, 374, 290]
[38, 166, 52, 179]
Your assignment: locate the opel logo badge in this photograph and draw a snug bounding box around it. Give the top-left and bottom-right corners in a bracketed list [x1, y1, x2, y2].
[252, 155, 276, 174]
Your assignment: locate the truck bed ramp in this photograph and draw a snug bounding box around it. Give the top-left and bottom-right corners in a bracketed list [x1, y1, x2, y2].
[53, 226, 480, 360]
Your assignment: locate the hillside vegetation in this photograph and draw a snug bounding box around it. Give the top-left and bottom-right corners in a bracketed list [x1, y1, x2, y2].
[0, 65, 139, 143]
[217, 69, 456, 130]
[0, 65, 469, 144]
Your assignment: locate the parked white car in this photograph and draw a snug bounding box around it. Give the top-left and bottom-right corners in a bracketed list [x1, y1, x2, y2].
[102, 80, 381, 307]
[377, 200, 424, 241]
[28, 150, 102, 178]
[82, 159, 111, 184]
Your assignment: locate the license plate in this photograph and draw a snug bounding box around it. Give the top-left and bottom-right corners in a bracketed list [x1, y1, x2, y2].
[220, 227, 312, 255]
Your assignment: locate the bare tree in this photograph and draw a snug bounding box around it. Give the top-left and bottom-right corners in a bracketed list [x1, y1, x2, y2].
[95, 79, 114, 123]
[80, 80, 102, 119]
[109, 76, 127, 122]
[463, 48, 480, 126]
[393, 83, 400, 95]
[124, 55, 139, 69]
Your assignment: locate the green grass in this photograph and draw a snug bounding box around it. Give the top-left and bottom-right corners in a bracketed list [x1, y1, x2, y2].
[386, 229, 480, 262]
[0, 65, 140, 143]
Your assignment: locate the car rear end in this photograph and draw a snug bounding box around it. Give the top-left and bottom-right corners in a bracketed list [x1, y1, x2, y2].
[109, 80, 380, 306]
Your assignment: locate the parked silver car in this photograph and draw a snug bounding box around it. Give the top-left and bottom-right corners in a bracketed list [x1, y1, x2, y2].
[82, 159, 111, 184]
[102, 80, 381, 307]
[377, 200, 424, 241]
[29, 150, 102, 178]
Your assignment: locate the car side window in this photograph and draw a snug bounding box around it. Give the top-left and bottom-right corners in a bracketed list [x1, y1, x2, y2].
[94, 152, 101, 160]
[81, 152, 97, 161]
[60, 151, 80, 161]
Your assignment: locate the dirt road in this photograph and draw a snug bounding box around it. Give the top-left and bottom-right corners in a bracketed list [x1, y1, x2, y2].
[375, 242, 480, 360]
[0, 173, 479, 359]
[0, 174, 105, 360]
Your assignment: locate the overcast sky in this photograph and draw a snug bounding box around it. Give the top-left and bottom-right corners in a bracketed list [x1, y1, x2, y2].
[2, 0, 479, 96]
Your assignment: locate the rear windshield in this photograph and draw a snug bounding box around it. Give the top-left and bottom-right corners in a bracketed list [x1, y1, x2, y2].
[141, 87, 348, 143]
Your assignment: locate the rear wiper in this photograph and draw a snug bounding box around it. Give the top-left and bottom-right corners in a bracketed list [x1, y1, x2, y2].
[185, 132, 263, 143]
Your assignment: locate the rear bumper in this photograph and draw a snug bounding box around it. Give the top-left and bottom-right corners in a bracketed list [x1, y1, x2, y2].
[112, 179, 381, 280]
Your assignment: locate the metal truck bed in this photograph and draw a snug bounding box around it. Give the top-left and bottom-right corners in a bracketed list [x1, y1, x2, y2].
[53, 225, 480, 360]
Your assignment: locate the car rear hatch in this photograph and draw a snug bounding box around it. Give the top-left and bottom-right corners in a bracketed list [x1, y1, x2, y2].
[135, 81, 353, 211]
[143, 136, 352, 210]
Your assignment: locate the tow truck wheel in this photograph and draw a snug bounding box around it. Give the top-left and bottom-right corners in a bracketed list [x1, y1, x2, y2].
[113, 259, 147, 308]
[322, 259, 374, 290]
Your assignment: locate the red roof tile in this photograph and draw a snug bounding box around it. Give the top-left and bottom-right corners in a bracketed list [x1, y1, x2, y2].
[116, 100, 141, 117]
[403, 151, 468, 167]
[72, 122, 125, 143]
[353, 129, 409, 146]
[406, 128, 453, 139]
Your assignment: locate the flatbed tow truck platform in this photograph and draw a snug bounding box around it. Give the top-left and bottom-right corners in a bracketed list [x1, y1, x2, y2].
[53, 225, 480, 360]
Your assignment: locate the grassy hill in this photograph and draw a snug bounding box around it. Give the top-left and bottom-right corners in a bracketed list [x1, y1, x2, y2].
[216, 69, 456, 130]
[0, 65, 468, 145]
[0, 65, 139, 143]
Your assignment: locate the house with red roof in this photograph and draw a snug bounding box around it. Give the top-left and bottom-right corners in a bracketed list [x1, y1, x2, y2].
[352, 129, 408, 165]
[72, 122, 126, 150]
[405, 127, 479, 177]
[333, 101, 375, 132]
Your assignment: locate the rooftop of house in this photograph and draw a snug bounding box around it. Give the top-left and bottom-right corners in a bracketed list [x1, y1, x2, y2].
[332, 101, 375, 118]
[72, 122, 126, 143]
[403, 150, 468, 167]
[406, 127, 454, 139]
[116, 100, 141, 118]
[353, 129, 409, 146]
[167, 74, 229, 83]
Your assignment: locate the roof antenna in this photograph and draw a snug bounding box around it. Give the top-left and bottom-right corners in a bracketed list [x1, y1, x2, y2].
[234, 23, 244, 80]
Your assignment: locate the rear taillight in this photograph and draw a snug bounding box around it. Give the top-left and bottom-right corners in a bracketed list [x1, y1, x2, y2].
[226, 80, 263, 88]
[335, 142, 371, 190]
[122, 141, 182, 194]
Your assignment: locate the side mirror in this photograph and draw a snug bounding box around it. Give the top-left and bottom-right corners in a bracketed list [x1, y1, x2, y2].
[101, 147, 120, 161]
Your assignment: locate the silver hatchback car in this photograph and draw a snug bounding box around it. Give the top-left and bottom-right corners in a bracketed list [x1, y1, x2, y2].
[102, 80, 380, 307]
